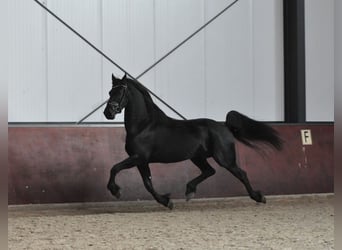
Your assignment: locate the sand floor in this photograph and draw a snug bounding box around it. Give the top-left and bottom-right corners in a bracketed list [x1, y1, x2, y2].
[8, 194, 334, 250]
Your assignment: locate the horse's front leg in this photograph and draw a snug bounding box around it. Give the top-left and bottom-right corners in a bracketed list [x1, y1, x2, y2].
[107, 155, 141, 199]
[137, 164, 174, 209]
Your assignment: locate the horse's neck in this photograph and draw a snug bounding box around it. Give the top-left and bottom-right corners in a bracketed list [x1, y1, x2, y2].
[124, 82, 167, 135]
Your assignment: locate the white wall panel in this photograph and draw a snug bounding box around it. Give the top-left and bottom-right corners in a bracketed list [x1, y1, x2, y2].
[47, 0, 103, 122]
[336, 0, 342, 117]
[8, 0, 287, 123]
[101, 0, 156, 122]
[205, 0, 254, 120]
[305, 0, 334, 121]
[8, 0, 47, 122]
[154, 0, 206, 119]
[252, 0, 284, 121]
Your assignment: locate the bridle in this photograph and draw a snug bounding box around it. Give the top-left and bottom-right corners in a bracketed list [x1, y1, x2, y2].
[108, 84, 128, 113]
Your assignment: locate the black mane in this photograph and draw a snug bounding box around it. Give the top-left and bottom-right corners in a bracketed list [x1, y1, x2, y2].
[127, 78, 168, 119]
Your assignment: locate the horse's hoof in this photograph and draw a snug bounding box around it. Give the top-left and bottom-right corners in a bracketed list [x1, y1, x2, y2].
[253, 191, 266, 204]
[161, 193, 173, 209]
[261, 196, 266, 204]
[114, 189, 121, 199]
[186, 192, 195, 202]
[257, 192, 266, 204]
[108, 185, 121, 199]
[167, 200, 174, 210]
[257, 193, 266, 204]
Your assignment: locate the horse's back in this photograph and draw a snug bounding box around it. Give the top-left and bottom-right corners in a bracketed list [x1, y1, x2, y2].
[149, 118, 232, 162]
[148, 118, 210, 162]
[125, 117, 234, 163]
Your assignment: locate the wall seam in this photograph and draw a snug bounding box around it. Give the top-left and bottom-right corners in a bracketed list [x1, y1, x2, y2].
[99, 0, 104, 121]
[153, 0, 157, 94]
[203, 0, 207, 117]
[43, 0, 49, 121]
[250, 0, 255, 118]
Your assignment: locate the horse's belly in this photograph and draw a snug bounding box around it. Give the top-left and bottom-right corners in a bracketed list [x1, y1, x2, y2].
[150, 148, 195, 163]
[126, 123, 211, 163]
[149, 139, 202, 163]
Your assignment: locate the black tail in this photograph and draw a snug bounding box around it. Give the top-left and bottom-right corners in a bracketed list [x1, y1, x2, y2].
[225, 110, 283, 151]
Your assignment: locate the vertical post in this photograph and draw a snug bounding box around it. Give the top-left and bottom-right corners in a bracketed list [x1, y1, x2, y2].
[283, 0, 306, 122]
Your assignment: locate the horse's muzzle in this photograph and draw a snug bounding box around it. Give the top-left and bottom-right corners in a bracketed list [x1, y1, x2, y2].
[104, 111, 115, 120]
[104, 106, 116, 120]
[104, 100, 123, 120]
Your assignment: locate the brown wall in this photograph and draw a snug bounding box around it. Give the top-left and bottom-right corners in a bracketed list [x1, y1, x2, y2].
[8, 124, 333, 205]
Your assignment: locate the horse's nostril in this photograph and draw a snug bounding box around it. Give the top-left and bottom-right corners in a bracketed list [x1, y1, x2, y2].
[108, 102, 119, 112]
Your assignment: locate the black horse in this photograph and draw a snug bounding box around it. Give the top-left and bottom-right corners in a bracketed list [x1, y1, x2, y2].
[104, 74, 283, 209]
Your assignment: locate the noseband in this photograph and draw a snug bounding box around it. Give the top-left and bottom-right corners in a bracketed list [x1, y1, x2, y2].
[108, 84, 128, 112]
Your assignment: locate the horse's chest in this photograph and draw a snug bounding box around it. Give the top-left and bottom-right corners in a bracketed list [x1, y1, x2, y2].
[124, 134, 152, 157]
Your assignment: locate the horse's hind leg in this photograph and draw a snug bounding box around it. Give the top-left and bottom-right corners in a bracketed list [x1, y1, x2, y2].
[213, 144, 266, 203]
[185, 157, 216, 201]
[137, 164, 173, 209]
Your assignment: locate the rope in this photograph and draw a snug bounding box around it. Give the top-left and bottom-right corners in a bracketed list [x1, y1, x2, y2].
[33, 0, 187, 122]
[33, 0, 240, 123]
[136, 0, 240, 79]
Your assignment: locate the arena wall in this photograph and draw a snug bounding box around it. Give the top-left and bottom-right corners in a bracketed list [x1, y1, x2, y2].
[8, 124, 333, 205]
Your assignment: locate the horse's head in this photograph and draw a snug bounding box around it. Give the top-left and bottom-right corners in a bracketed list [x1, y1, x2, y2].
[103, 74, 129, 120]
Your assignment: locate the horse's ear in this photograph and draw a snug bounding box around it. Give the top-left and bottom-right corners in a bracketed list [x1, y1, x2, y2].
[112, 74, 118, 85]
[122, 73, 127, 80]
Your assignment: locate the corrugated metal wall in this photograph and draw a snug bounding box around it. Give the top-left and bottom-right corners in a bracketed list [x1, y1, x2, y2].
[9, 0, 285, 122]
[305, 0, 334, 122]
